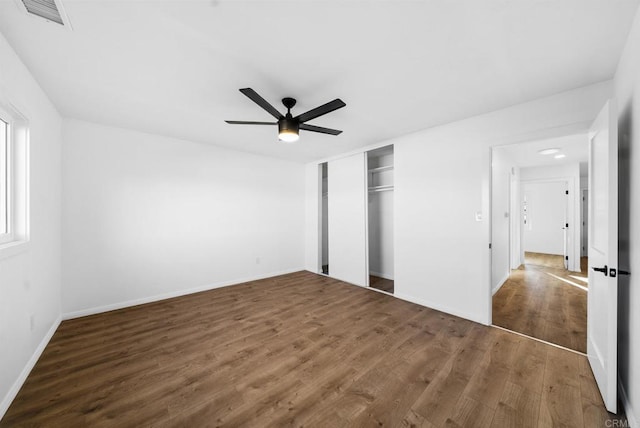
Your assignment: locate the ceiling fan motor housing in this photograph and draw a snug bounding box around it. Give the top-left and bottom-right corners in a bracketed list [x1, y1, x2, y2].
[278, 115, 299, 134]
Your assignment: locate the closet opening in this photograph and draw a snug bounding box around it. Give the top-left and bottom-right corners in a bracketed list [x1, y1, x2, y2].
[320, 162, 329, 275]
[367, 145, 394, 294]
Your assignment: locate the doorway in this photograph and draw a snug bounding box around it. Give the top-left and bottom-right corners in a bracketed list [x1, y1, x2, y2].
[490, 134, 589, 353]
[320, 162, 328, 275]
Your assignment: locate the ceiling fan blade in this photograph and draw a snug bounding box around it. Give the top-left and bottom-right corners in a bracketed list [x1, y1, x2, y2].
[225, 120, 277, 125]
[295, 98, 346, 123]
[239, 88, 283, 119]
[300, 123, 342, 135]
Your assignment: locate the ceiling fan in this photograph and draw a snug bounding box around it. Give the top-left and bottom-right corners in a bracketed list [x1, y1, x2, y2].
[225, 88, 346, 143]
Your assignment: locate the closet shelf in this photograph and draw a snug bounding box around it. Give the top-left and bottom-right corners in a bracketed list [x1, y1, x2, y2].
[368, 185, 394, 193]
[368, 165, 394, 174]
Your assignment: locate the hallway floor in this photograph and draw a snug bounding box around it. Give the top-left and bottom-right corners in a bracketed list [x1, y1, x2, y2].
[492, 252, 588, 353]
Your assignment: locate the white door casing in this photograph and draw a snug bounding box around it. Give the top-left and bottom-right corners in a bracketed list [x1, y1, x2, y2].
[587, 100, 618, 413]
[328, 153, 368, 287]
[582, 190, 589, 257]
[564, 186, 569, 270]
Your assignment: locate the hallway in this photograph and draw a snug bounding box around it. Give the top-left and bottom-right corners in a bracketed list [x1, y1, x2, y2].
[492, 252, 588, 353]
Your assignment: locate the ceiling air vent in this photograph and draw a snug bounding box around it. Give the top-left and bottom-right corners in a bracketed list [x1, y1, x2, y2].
[18, 0, 72, 28]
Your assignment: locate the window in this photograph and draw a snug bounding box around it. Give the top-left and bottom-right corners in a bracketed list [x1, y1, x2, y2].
[0, 117, 7, 237]
[0, 101, 28, 249]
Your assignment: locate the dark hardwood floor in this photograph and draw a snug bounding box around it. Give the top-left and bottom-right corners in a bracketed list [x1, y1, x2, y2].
[370, 275, 394, 293]
[493, 252, 588, 353]
[2, 270, 621, 427]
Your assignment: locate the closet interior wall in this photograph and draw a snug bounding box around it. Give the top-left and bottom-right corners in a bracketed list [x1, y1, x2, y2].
[367, 146, 394, 292]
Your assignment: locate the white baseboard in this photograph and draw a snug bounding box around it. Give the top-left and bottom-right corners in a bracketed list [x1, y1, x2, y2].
[492, 272, 510, 295]
[370, 271, 394, 280]
[314, 272, 486, 325]
[63, 268, 303, 320]
[0, 314, 62, 421]
[619, 375, 637, 427]
[393, 292, 486, 325]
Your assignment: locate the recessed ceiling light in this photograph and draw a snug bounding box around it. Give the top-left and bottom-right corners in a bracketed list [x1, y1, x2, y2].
[538, 148, 560, 155]
[554, 154, 566, 159]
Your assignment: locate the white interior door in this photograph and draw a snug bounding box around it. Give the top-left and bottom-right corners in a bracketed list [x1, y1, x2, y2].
[587, 100, 618, 413]
[522, 181, 567, 257]
[328, 153, 368, 286]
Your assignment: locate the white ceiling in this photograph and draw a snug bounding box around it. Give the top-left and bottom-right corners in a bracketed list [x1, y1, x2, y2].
[0, 0, 637, 163]
[496, 133, 589, 172]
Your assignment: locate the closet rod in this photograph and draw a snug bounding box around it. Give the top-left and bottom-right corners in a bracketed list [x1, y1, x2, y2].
[368, 165, 394, 174]
[368, 185, 394, 193]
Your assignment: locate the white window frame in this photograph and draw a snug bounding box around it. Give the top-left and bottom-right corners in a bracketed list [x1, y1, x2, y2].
[0, 115, 11, 242]
[0, 98, 29, 252]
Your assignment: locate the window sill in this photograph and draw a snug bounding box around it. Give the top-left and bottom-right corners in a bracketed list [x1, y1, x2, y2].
[0, 240, 30, 260]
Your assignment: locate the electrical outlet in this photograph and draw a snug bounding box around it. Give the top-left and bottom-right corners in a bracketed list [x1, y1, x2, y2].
[29, 314, 35, 332]
[256, 257, 260, 265]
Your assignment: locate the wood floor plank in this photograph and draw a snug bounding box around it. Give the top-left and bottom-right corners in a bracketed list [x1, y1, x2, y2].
[507, 339, 548, 393]
[406, 361, 470, 427]
[401, 410, 438, 428]
[491, 381, 541, 428]
[0, 271, 621, 427]
[539, 347, 585, 427]
[346, 346, 451, 427]
[444, 395, 495, 428]
[462, 359, 510, 410]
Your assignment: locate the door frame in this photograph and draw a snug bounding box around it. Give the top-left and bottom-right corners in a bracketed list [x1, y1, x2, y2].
[489, 131, 589, 326]
[581, 188, 589, 258]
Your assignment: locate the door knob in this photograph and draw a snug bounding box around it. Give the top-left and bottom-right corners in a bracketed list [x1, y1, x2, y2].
[592, 265, 608, 276]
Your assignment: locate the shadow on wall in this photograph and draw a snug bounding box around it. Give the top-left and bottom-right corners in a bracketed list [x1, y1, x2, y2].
[617, 101, 632, 385]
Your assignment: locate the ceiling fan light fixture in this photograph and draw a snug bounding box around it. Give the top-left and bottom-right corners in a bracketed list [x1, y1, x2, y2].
[278, 130, 299, 143]
[278, 118, 299, 143]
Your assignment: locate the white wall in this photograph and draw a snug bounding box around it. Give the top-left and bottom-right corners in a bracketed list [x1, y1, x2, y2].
[61, 119, 305, 316]
[0, 34, 62, 417]
[306, 81, 611, 325]
[491, 147, 516, 293]
[392, 85, 608, 324]
[520, 163, 581, 271]
[614, 5, 640, 426]
[304, 163, 320, 273]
